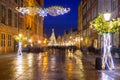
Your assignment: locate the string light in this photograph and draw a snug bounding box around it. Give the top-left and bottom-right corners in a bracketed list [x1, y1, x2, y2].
[39, 9, 48, 17]
[47, 6, 70, 16]
[16, 6, 70, 17]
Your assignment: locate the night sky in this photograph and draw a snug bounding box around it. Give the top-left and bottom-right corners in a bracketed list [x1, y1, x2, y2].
[44, 0, 81, 36]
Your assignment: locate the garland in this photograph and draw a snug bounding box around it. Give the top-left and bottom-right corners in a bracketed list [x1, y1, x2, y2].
[90, 14, 120, 34]
[14, 34, 27, 42]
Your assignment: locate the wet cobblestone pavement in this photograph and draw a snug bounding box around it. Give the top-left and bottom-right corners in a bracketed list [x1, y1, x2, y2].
[0, 49, 118, 80]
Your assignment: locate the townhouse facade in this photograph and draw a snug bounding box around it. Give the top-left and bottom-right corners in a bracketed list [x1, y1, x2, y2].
[78, 0, 120, 49]
[0, 0, 43, 53]
[61, 29, 80, 47]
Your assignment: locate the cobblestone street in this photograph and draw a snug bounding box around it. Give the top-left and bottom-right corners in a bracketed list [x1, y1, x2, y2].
[0, 49, 117, 80]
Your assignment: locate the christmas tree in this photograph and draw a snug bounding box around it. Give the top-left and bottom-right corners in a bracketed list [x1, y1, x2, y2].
[48, 29, 57, 46]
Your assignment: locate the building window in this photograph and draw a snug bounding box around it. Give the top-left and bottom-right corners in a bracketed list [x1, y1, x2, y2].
[8, 9, 12, 26]
[8, 0, 11, 3]
[14, 13, 18, 28]
[19, 17, 23, 29]
[83, 6, 86, 15]
[8, 35, 12, 47]
[88, 14, 90, 22]
[1, 34, 5, 47]
[1, 5, 6, 24]
[35, 26, 37, 34]
[111, 0, 118, 10]
[14, 0, 17, 4]
[21, 0, 23, 6]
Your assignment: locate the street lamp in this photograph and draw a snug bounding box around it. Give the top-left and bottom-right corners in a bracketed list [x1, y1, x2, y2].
[80, 37, 83, 41]
[19, 33, 22, 37]
[38, 40, 41, 44]
[103, 11, 111, 21]
[28, 39, 32, 43]
[90, 13, 120, 70]
[102, 12, 115, 70]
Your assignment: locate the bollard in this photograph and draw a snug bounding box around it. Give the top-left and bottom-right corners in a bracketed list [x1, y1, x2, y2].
[95, 57, 102, 70]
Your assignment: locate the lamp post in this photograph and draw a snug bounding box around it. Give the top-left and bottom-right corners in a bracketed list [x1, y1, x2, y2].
[14, 33, 26, 56]
[90, 13, 120, 70]
[17, 34, 23, 55]
[102, 12, 115, 70]
[102, 0, 114, 70]
[18, 34, 23, 55]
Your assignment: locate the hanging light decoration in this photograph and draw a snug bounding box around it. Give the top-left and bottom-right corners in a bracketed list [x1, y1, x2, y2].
[38, 9, 48, 17]
[46, 6, 70, 16]
[16, 6, 40, 15]
[16, 6, 70, 17]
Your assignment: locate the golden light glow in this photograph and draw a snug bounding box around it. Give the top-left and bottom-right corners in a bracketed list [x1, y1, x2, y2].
[103, 12, 111, 21]
[70, 36, 72, 39]
[27, 54, 33, 66]
[43, 38, 47, 45]
[19, 34, 22, 37]
[80, 37, 83, 41]
[41, 52, 48, 78]
[26, 0, 35, 6]
[43, 40, 46, 44]
[28, 39, 32, 43]
[15, 56, 24, 77]
[67, 62, 73, 79]
[38, 40, 41, 44]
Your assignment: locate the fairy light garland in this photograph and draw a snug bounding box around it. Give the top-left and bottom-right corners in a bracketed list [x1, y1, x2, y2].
[16, 6, 70, 17]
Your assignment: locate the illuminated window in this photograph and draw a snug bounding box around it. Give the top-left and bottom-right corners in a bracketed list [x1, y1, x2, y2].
[14, 13, 18, 28]
[14, 0, 17, 4]
[1, 5, 6, 24]
[21, 0, 23, 6]
[35, 26, 37, 34]
[1, 34, 5, 47]
[8, 9, 12, 26]
[19, 17, 23, 29]
[8, 35, 12, 47]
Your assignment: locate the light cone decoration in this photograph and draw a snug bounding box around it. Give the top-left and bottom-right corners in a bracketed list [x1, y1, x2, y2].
[16, 6, 70, 17]
[14, 34, 27, 55]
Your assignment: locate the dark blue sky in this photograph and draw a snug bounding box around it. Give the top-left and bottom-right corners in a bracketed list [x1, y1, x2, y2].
[44, 0, 81, 36]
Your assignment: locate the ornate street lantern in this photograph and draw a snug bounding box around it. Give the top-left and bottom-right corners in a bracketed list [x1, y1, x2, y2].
[103, 11, 111, 21]
[90, 14, 120, 70]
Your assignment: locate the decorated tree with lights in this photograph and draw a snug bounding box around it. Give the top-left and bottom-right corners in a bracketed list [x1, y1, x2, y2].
[14, 34, 26, 55]
[48, 29, 57, 46]
[90, 14, 120, 70]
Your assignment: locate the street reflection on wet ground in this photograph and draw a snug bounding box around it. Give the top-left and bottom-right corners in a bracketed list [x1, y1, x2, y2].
[0, 49, 115, 80]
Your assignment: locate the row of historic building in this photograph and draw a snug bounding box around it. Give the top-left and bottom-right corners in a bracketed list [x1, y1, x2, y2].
[45, 0, 120, 50]
[78, 0, 120, 49]
[0, 0, 43, 53]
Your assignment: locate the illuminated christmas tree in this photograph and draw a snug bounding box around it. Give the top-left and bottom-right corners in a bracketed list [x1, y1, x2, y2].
[48, 29, 57, 46]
